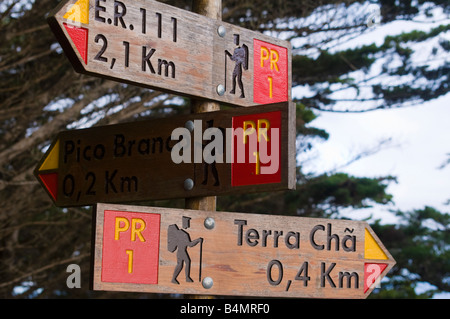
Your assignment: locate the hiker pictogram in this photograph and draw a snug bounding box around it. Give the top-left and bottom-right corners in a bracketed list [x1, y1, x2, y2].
[225, 34, 249, 98]
[201, 119, 224, 187]
[167, 216, 204, 284]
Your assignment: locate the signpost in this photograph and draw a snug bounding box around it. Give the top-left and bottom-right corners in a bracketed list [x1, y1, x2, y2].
[42, 0, 397, 300]
[34, 102, 296, 207]
[47, 0, 292, 107]
[92, 203, 396, 299]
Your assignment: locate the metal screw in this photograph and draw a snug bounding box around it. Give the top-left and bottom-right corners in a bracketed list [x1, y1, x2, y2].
[185, 120, 194, 132]
[202, 277, 213, 289]
[204, 217, 215, 230]
[217, 25, 226, 37]
[184, 178, 194, 191]
[216, 84, 225, 96]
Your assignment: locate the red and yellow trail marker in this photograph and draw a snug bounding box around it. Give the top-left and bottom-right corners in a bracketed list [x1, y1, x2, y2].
[364, 228, 391, 293]
[59, 0, 89, 64]
[35, 140, 60, 201]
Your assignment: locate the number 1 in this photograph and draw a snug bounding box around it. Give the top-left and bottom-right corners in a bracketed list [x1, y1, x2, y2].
[123, 41, 130, 67]
[268, 76, 273, 98]
[126, 249, 133, 273]
[253, 151, 261, 175]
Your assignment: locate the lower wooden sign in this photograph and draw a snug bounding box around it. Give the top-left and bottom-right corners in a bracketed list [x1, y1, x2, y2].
[91, 203, 396, 298]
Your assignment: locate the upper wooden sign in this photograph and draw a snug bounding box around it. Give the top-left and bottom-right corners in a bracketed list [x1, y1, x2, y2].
[34, 102, 296, 207]
[92, 203, 396, 299]
[47, 0, 292, 107]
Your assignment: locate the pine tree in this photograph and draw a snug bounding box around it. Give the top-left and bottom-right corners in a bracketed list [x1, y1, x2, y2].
[370, 207, 450, 298]
[0, 0, 448, 298]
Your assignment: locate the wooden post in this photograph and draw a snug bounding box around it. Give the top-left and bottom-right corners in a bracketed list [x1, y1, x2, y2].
[184, 0, 221, 299]
[192, 0, 222, 20]
[185, 0, 222, 212]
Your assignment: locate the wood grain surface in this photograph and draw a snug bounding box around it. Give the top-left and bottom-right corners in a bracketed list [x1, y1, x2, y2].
[35, 102, 296, 206]
[92, 203, 396, 298]
[48, 0, 292, 107]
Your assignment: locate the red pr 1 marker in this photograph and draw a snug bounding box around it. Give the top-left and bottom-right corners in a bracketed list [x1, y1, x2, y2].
[253, 39, 289, 104]
[101, 210, 161, 285]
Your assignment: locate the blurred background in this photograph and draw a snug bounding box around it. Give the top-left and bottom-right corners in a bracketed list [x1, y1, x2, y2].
[0, 0, 448, 298]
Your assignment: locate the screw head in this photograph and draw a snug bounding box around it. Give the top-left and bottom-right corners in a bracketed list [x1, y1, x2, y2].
[202, 277, 213, 289]
[217, 25, 226, 37]
[216, 84, 225, 96]
[204, 217, 215, 230]
[184, 178, 194, 191]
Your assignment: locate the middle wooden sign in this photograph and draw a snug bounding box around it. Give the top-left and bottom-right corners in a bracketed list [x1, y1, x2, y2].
[47, 0, 292, 107]
[34, 102, 296, 207]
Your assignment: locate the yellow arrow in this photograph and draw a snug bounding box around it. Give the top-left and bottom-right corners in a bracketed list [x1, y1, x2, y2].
[35, 139, 60, 202]
[365, 228, 388, 260]
[63, 0, 89, 25]
[38, 139, 59, 171]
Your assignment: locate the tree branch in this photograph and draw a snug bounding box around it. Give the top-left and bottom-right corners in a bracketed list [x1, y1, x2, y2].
[0, 253, 90, 289]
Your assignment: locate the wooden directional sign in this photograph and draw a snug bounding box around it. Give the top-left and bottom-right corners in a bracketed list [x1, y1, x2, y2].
[47, 0, 292, 107]
[34, 102, 295, 207]
[92, 203, 396, 299]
